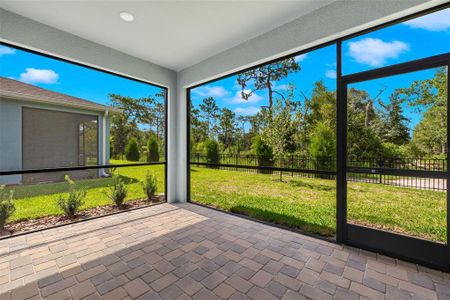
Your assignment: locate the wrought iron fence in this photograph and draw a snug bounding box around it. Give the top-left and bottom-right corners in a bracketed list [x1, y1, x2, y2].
[190, 153, 447, 191]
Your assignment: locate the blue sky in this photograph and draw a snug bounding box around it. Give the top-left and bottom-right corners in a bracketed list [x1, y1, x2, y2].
[0, 45, 164, 107]
[0, 7, 449, 132]
[190, 8, 449, 131]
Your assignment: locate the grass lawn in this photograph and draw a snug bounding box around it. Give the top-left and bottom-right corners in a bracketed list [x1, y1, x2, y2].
[4, 162, 446, 243]
[190, 167, 447, 243]
[5, 160, 165, 223]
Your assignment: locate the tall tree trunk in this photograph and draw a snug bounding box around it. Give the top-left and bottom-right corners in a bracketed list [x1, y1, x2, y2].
[267, 75, 273, 109]
[365, 101, 371, 127]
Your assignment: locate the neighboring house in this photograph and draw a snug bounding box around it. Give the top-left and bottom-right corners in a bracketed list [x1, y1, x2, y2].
[0, 77, 121, 184]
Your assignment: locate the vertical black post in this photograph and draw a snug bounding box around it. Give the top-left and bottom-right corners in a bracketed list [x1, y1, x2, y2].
[291, 156, 294, 177]
[446, 64, 450, 271]
[164, 87, 168, 202]
[186, 88, 191, 202]
[336, 41, 346, 243]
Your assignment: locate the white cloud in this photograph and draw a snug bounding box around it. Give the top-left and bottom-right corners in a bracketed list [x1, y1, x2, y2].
[234, 106, 260, 116]
[0, 46, 16, 57]
[325, 70, 336, 79]
[273, 83, 289, 91]
[19, 68, 59, 84]
[404, 9, 450, 32]
[294, 53, 308, 63]
[348, 38, 409, 67]
[191, 85, 230, 98]
[228, 90, 263, 104]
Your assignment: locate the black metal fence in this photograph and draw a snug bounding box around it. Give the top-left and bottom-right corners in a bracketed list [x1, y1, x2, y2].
[190, 153, 447, 191]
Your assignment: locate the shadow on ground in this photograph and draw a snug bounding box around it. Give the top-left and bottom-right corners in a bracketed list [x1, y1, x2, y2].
[229, 205, 335, 237]
[288, 179, 335, 192]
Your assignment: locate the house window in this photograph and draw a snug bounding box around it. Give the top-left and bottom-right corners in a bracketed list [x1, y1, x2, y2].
[78, 119, 98, 166]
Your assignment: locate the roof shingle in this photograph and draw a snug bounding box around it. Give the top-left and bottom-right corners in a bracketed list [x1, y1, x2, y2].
[0, 76, 119, 112]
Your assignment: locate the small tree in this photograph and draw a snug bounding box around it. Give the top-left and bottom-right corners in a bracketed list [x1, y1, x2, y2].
[106, 174, 128, 208]
[125, 138, 140, 161]
[309, 122, 336, 176]
[0, 185, 15, 230]
[252, 135, 273, 174]
[204, 139, 220, 167]
[147, 136, 160, 162]
[57, 175, 86, 219]
[142, 172, 158, 201]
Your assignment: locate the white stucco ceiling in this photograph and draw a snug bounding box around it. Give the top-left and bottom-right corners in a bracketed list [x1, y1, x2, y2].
[0, 0, 336, 71]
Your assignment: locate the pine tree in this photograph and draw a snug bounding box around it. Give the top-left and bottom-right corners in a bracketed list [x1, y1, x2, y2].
[125, 138, 140, 161]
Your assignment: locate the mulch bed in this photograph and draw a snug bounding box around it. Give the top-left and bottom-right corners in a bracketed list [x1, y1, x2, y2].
[0, 195, 165, 238]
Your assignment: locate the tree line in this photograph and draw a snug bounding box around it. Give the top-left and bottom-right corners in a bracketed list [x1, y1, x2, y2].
[190, 59, 447, 170]
[109, 92, 165, 162]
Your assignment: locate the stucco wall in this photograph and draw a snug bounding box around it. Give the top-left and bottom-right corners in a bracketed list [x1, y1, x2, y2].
[0, 98, 22, 184]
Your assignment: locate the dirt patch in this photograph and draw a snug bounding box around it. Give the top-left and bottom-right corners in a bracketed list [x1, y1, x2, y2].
[0, 195, 165, 238]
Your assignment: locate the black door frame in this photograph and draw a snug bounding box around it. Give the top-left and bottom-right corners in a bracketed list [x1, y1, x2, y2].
[337, 52, 450, 271]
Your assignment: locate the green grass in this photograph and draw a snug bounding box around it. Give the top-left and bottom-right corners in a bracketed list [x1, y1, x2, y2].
[4, 163, 447, 243]
[6, 160, 165, 222]
[191, 167, 447, 243]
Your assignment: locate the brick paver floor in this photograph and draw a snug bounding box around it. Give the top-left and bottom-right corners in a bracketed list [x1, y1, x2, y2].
[0, 203, 449, 299]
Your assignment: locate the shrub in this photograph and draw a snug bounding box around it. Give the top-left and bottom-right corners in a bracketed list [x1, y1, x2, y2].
[204, 139, 220, 166]
[106, 174, 128, 208]
[57, 175, 86, 219]
[147, 137, 160, 162]
[252, 135, 273, 173]
[142, 172, 158, 201]
[309, 122, 336, 173]
[0, 185, 15, 230]
[125, 138, 140, 161]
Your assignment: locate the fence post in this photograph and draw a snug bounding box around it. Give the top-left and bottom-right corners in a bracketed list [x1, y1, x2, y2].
[291, 156, 294, 177]
[197, 153, 200, 167]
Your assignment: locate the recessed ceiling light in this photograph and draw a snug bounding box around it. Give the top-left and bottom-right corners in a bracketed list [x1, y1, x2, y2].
[119, 12, 134, 22]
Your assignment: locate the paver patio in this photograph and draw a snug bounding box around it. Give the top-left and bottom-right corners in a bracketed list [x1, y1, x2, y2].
[0, 203, 449, 300]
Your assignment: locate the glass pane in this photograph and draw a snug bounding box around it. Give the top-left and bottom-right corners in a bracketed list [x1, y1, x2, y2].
[346, 67, 448, 243]
[343, 8, 450, 75]
[190, 44, 337, 237]
[347, 174, 446, 243]
[0, 44, 166, 173]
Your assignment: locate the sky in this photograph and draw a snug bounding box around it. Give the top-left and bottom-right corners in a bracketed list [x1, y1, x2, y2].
[0, 46, 165, 107]
[190, 7, 450, 132]
[0, 7, 449, 133]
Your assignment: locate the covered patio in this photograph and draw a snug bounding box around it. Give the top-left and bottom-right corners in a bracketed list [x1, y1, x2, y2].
[1, 1, 450, 299]
[1, 203, 449, 300]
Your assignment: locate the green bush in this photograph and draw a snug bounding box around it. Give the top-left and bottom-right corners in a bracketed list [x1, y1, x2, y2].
[309, 122, 336, 173]
[252, 135, 273, 173]
[147, 137, 160, 162]
[204, 139, 220, 166]
[106, 174, 128, 208]
[57, 175, 86, 219]
[0, 185, 15, 230]
[142, 171, 158, 201]
[125, 138, 140, 161]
